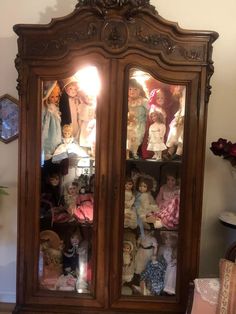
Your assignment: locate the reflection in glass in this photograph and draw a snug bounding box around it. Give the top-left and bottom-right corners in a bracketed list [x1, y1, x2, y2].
[39, 66, 99, 294]
[122, 68, 185, 297]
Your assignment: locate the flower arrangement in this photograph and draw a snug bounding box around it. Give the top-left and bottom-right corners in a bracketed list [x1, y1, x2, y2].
[210, 138, 236, 167]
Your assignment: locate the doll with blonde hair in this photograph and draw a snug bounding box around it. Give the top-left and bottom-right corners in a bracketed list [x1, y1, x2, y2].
[42, 82, 62, 161]
[127, 79, 147, 159]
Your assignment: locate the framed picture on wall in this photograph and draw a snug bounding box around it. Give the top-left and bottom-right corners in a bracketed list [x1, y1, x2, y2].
[0, 94, 19, 143]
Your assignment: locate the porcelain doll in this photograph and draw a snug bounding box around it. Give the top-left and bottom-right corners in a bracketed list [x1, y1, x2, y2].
[133, 176, 158, 226]
[138, 254, 167, 296]
[165, 86, 186, 160]
[124, 177, 137, 229]
[147, 109, 167, 160]
[74, 186, 94, 224]
[64, 181, 79, 216]
[141, 88, 167, 159]
[126, 112, 139, 159]
[52, 124, 88, 163]
[147, 173, 180, 229]
[122, 240, 135, 284]
[77, 92, 96, 149]
[59, 78, 80, 139]
[63, 228, 82, 277]
[134, 229, 158, 276]
[158, 231, 178, 295]
[42, 82, 62, 161]
[127, 78, 147, 159]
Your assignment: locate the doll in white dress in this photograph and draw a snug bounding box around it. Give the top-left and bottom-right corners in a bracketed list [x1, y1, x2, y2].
[42, 82, 62, 161]
[127, 79, 147, 159]
[166, 86, 186, 160]
[124, 177, 137, 229]
[134, 229, 158, 276]
[158, 231, 178, 295]
[52, 124, 88, 164]
[147, 109, 167, 160]
[122, 240, 135, 284]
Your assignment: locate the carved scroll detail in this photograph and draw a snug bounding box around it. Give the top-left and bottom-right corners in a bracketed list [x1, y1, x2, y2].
[30, 23, 97, 56]
[15, 54, 25, 96]
[135, 27, 204, 61]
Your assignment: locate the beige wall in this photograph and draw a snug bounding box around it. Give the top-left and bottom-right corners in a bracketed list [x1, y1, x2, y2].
[0, 0, 235, 303]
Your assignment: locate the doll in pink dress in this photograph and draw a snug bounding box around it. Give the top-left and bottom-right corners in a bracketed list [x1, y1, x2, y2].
[127, 79, 147, 159]
[147, 173, 180, 229]
[147, 109, 167, 160]
[74, 186, 94, 224]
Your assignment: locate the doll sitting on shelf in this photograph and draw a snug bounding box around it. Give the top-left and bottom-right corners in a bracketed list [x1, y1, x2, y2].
[122, 240, 135, 284]
[146, 172, 180, 229]
[133, 175, 158, 228]
[52, 124, 88, 164]
[74, 186, 94, 224]
[124, 177, 137, 229]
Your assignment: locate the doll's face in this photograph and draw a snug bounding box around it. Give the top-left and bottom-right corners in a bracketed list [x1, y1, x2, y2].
[68, 184, 77, 195]
[125, 181, 133, 191]
[129, 86, 140, 99]
[65, 83, 78, 98]
[63, 127, 72, 138]
[71, 235, 80, 246]
[49, 176, 60, 186]
[139, 182, 148, 193]
[166, 175, 176, 189]
[156, 91, 165, 107]
[48, 89, 60, 105]
[150, 112, 158, 123]
[123, 243, 131, 253]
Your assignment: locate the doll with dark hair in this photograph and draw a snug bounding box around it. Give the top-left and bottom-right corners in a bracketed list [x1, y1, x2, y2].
[127, 78, 147, 159]
[124, 177, 137, 229]
[59, 78, 80, 140]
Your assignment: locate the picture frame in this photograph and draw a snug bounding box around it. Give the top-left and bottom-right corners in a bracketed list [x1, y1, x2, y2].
[0, 94, 19, 143]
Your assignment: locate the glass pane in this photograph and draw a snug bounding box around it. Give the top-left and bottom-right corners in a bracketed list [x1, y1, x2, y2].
[122, 68, 185, 297]
[39, 66, 100, 294]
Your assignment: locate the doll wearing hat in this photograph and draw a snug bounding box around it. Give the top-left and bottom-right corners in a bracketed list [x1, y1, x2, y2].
[42, 81, 62, 160]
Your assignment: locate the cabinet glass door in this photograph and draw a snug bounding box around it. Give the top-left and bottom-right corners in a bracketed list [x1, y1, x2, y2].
[122, 67, 185, 297]
[39, 66, 100, 294]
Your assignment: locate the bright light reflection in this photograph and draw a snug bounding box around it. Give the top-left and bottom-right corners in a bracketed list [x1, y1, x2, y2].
[75, 66, 101, 97]
[131, 70, 150, 87]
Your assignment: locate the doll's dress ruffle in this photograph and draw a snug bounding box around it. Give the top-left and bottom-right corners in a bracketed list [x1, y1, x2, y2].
[52, 137, 88, 163]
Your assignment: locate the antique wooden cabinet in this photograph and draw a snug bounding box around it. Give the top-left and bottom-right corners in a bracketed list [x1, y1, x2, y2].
[13, 1, 218, 313]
